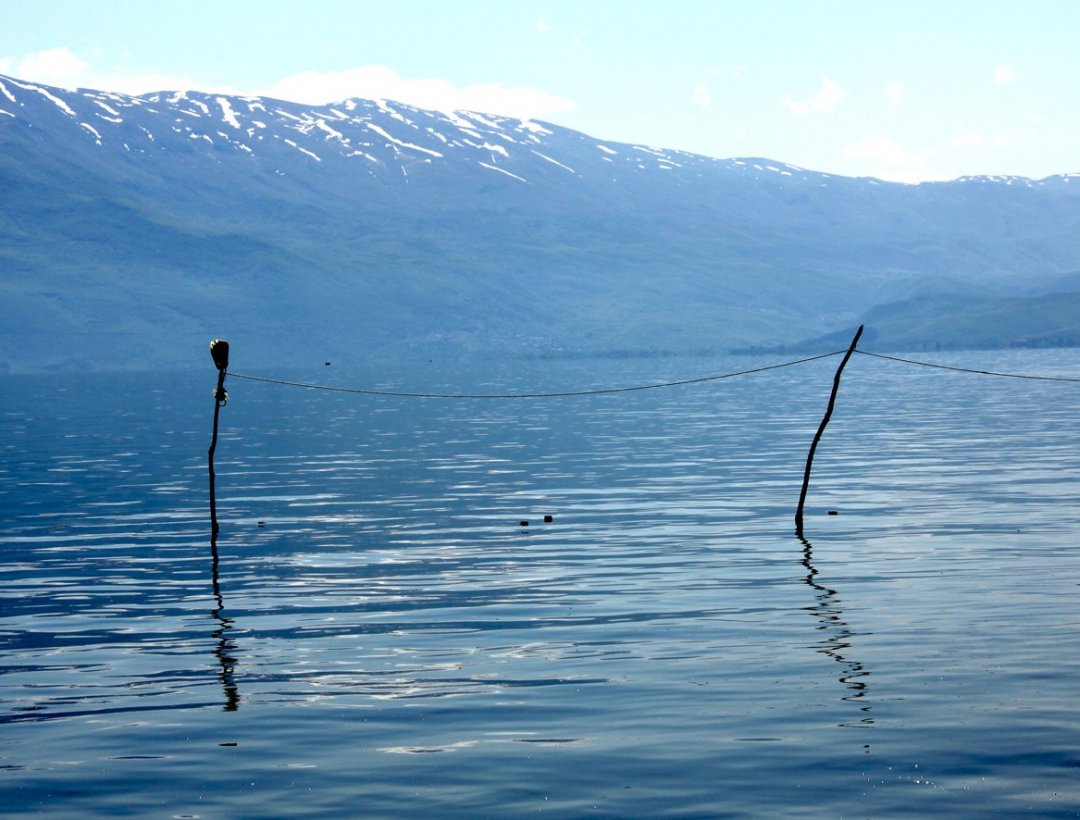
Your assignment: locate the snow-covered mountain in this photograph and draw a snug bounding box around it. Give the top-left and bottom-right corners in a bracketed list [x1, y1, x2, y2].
[0, 72, 836, 186]
[3, 72, 1080, 372]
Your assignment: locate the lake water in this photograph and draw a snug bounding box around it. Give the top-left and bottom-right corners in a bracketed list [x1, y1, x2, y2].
[3, 348, 1080, 817]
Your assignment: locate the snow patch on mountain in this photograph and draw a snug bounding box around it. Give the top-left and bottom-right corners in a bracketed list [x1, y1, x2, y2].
[478, 161, 527, 183]
[79, 122, 102, 143]
[284, 138, 320, 161]
[531, 150, 575, 174]
[10, 78, 75, 116]
[366, 122, 443, 158]
[217, 97, 241, 128]
[518, 120, 552, 135]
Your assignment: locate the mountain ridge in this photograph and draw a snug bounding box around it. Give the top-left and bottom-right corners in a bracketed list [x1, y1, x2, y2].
[3, 73, 1080, 372]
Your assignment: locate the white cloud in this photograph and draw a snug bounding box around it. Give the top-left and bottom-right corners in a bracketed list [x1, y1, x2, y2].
[1, 47, 87, 88]
[535, 17, 551, 34]
[264, 65, 576, 119]
[693, 82, 710, 107]
[0, 46, 226, 95]
[845, 135, 935, 170]
[784, 76, 845, 116]
[994, 64, 1014, 84]
[0, 49, 575, 119]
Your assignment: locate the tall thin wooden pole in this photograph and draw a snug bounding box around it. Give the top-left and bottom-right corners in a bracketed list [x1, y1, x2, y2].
[208, 339, 230, 537]
[795, 325, 863, 537]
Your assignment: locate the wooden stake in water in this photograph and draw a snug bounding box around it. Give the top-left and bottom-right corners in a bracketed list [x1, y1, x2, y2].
[795, 325, 863, 538]
[208, 339, 230, 537]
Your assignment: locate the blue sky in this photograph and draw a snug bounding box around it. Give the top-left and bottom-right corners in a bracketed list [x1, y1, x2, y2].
[2, 0, 1077, 182]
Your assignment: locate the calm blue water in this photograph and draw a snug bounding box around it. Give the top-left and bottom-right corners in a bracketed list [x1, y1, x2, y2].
[3, 349, 1080, 817]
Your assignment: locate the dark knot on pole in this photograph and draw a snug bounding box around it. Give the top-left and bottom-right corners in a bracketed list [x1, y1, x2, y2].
[210, 339, 230, 406]
[210, 339, 230, 371]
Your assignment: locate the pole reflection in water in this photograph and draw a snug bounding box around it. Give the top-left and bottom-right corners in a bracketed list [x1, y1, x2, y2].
[210, 532, 241, 711]
[798, 536, 872, 728]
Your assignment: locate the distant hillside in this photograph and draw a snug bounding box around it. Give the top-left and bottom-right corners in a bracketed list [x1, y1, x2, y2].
[2, 72, 1080, 372]
[750, 291, 1080, 354]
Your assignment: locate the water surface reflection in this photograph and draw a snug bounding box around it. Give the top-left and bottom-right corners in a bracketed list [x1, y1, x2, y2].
[210, 533, 241, 711]
[799, 535, 872, 727]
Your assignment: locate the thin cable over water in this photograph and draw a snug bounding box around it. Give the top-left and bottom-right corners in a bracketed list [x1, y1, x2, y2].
[227, 350, 846, 399]
[855, 350, 1080, 383]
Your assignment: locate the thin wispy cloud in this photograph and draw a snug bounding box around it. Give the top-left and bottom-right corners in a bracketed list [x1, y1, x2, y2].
[886, 81, 904, 111]
[994, 64, 1015, 84]
[844, 135, 937, 180]
[264, 65, 577, 118]
[692, 65, 748, 109]
[784, 76, 845, 116]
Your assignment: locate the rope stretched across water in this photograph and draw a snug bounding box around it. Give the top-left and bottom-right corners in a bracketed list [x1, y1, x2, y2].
[855, 350, 1080, 383]
[226, 347, 1080, 399]
[227, 350, 846, 399]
